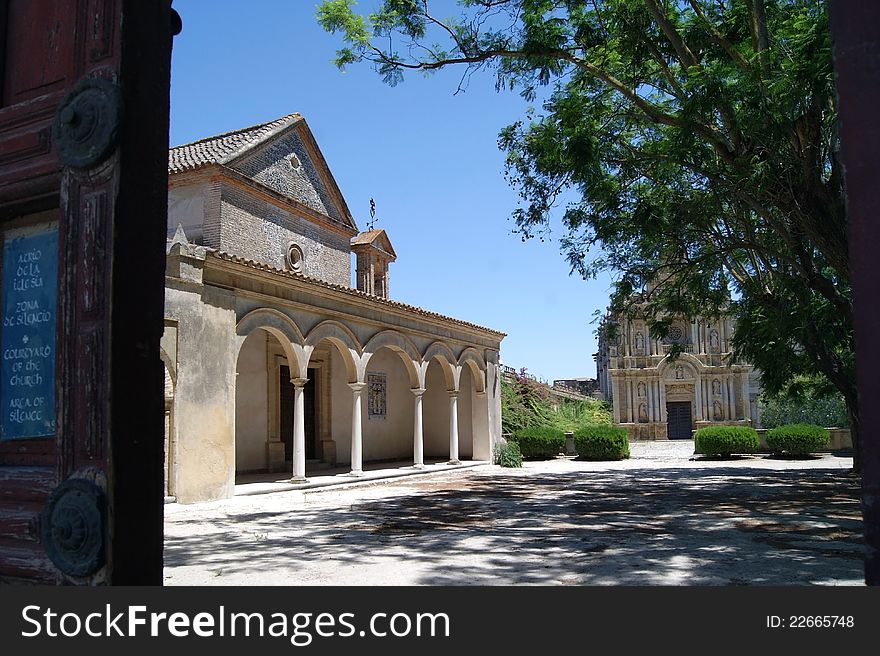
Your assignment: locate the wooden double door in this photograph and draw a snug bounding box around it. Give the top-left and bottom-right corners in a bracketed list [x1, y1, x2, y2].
[666, 401, 693, 440]
[0, 1, 177, 584]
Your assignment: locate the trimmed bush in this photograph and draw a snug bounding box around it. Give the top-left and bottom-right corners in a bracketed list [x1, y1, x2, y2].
[694, 426, 759, 457]
[510, 426, 565, 459]
[493, 440, 523, 468]
[573, 425, 629, 460]
[766, 423, 830, 456]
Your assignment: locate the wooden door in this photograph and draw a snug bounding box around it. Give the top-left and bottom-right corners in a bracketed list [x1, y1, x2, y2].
[666, 401, 693, 440]
[0, 0, 177, 584]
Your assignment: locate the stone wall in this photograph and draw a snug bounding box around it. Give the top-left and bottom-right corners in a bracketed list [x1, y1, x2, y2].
[219, 182, 351, 286]
[231, 129, 344, 224]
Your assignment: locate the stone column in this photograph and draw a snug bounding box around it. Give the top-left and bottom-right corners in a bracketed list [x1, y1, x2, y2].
[627, 378, 634, 423]
[724, 376, 733, 420]
[612, 377, 621, 424]
[653, 380, 660, 421]
[705, 376, 711, 421]
[412, 388, 426, 468]
[348, 382, 366, 476]
[741, 371, 752, 422]
[659, 381, 667, 423]
[448, 391, 461, 464]
[694, 375, 704, 421]
[291, 378, 309, 483]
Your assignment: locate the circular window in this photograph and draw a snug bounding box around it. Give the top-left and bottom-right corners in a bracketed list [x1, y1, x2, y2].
[285, 243, 304, 273]
[288, 154, 301, 170]
[667, 325, 684, 343]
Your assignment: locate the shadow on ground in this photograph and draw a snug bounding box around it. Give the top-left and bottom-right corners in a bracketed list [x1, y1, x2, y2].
[164, 465, 864, 585]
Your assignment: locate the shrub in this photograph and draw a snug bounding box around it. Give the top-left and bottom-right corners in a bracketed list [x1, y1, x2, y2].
[765, 423, 830, 456]
[694, 426, 759, 457]
[493, 440, 523, 468]
[510, 426, 565, 459]
[573, 425, 629, 460]
[501, 375, 611, 434]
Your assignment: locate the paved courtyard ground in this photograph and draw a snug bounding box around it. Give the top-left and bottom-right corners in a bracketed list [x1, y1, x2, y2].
[163, 441, 864, 585]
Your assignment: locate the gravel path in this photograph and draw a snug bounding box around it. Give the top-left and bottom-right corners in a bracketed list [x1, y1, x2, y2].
[164, 441, 864, 586]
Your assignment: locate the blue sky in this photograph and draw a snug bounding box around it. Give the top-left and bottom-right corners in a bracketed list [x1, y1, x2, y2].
[169, 0, 615, 382]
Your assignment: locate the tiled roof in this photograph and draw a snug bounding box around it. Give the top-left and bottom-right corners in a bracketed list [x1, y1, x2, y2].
[169, 113, 302, 173]
[350, 229, 386, 245]
[351, 228, 396, 258]
[207, 250, 505, 338]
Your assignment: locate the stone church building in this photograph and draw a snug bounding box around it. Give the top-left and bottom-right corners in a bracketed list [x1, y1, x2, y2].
[595, 295, 760, 440]
[160, 113, 504, 503]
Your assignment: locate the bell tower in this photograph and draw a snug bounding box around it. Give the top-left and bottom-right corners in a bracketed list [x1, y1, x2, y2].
[351, 229, 396, 298]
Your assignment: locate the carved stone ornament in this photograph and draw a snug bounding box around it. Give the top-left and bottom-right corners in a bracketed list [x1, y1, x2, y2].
[42, 478, 106, 577]
[52, 77, 123, 169]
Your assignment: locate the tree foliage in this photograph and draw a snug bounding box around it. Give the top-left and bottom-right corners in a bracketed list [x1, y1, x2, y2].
[318, 0, 855, 459]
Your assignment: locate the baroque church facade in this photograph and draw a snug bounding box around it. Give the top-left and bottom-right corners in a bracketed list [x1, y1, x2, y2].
[595, 298, 761, 440]
[161, 113, 504, 503]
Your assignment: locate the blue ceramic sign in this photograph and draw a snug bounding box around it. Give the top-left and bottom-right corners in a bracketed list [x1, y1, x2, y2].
[1, 228, 58, 440]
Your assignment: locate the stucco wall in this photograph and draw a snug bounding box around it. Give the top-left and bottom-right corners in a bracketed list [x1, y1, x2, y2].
[459, 368, 475, 459]
[331, 346, 419, 465]
[423, 361, 450, 458]
[164, 282, 237, 503]
[330, 346, 353, 464]
[235, 330, 269, 472]
[219, 182, 350, 285]
[361, 348, 414, 461]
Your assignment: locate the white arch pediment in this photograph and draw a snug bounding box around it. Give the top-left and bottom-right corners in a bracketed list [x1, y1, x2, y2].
[657, 352, 704, 379]
[422, 341, 458, 391]
[236, 308, 305, 373]
[236, 308, 305, 345]
[304, 320, 362, 383]
[362, 330, 421, 388]
[457, 347, 486, 393]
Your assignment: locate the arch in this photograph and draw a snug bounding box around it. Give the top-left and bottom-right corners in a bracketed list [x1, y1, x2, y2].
[159, 346, 176, 391]
[422, 341, 458, 391]
[362, 330, 421, 388]
[159, 347, 176, 499]
[236, 308, 305, 375]
[656, 352, 704, 378]
[458, 347, 486, 394]
[304, 320, 361, 383]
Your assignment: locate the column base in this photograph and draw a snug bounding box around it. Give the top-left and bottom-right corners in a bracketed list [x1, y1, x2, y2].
[409, 463, 425, 470]
[447, 459, 461, 465]
[288, 476, 309, 484]
[348, 469, 364, 477]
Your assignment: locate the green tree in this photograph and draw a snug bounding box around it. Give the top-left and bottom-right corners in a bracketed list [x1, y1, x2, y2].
[317, 1, 855, 466]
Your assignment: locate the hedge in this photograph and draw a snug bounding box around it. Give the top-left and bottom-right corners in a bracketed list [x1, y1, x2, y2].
[510, 426, 565, 459]
[694, 426, 759, 457]
[493, 440, 523, 468]
[573, 425, 629, 460]
[765, 423, 830, 456]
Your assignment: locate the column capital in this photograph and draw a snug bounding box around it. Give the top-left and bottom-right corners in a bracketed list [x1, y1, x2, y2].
[447, 390, 459, 399]
[410, 387, 427, 397]
[348, 382, 367, 393]
[292, 377, 309, 388]
[475, 390, 487, 399]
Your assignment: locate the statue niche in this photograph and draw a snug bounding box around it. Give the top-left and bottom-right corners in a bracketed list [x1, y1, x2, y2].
[638, 403, 648, 423]
[635, 331, 645, 353]
[713, 400, 724, 421]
